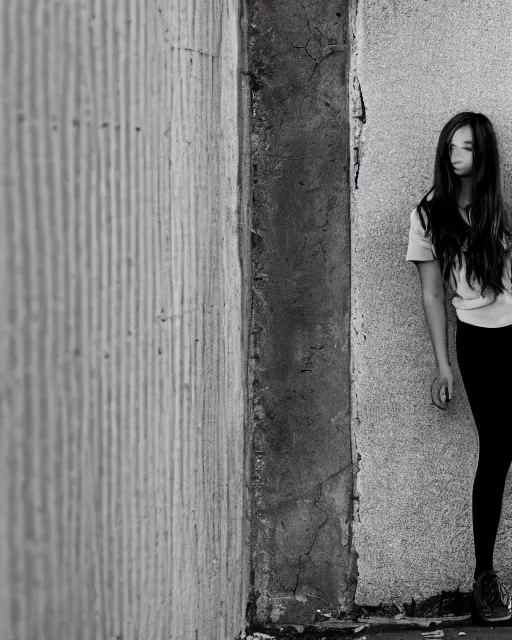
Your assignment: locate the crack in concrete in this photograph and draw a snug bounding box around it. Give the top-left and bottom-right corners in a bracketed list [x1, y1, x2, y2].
[291, 40, 318, 77]
[353, 76, 366, 190]
[298, 0, 322, 42]
[355, 77, 366, 125]
[354, 147, 361, 190]
[317, 209, 329, 228]
[292, 464, 352, 597]
[293, 0, 345, 81]
[318, 239, 327, 262]
[351, 0, 366, 190]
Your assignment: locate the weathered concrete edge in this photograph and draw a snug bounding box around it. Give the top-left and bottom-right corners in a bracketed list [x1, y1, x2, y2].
[237, 0, 256, 632]
[247, 0, 355, 624]
[347, 0, 364, 602]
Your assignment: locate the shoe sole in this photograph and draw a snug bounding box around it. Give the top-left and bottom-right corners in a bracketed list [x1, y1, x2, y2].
[472, 593, 512, 623]
[471, 609, 512, 623]
[481, 613, 512, 622]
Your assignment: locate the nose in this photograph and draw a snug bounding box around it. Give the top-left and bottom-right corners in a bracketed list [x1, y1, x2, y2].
[450, 147, 462, 163]
[451, 154, 461, 167]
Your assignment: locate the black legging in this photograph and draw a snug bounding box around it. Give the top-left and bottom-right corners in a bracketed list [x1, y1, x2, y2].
[456, 317, 512, 581]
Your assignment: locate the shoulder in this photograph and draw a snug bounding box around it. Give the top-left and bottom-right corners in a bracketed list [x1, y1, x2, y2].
[412, 190, 434, 233]
[406, 203, 437, 262]
[421, 188, 436, 220]
[409, 206, 431, 240]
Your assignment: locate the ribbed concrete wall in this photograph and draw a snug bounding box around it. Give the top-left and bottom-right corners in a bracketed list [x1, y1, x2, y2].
[350, 0, 512, 607]
[1, 2, 250, 639]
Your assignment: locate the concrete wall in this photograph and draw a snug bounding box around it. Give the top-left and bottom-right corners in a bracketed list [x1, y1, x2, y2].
[1, 2, 251, 639]
[351, 0, 512, 607]
[249, 0, 353, 625]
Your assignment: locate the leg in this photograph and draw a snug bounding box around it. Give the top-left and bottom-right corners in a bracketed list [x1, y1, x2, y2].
[472, 439, 512, 579]
[456, 319, 512, 580]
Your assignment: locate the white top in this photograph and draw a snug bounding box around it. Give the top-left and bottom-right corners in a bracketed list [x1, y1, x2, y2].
[406, 206, 512, 328]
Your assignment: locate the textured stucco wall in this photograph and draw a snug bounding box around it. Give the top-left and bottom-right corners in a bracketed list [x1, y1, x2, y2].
[249, 0, 353, 625]
[351, 0, 512, 607]
[1, 2, 251, 639]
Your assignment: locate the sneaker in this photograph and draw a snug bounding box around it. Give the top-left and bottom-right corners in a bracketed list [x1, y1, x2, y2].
[473, 569, 512, 623]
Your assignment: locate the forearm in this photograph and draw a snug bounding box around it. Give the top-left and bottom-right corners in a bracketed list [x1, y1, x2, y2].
[422, 295, 450, 369]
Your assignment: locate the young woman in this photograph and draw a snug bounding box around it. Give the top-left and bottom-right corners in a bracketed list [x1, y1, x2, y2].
[406, 111, 512, 625]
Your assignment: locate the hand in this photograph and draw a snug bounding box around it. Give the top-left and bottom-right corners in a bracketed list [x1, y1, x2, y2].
[431, 363, 453, 410]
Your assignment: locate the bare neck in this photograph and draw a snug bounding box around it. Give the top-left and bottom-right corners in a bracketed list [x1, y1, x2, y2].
[456, 176, 473, 207]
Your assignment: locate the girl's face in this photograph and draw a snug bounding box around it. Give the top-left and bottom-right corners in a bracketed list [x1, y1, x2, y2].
[449, 124, 474, 177]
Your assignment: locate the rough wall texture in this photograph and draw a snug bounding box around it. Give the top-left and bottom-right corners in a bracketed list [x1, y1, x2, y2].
[351, 0, 512, 607]
[249, 0, 353, 625]
[1, 2, 251, 639]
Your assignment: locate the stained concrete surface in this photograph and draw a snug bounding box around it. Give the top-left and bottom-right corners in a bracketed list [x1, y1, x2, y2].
[249, 0, 353, 626]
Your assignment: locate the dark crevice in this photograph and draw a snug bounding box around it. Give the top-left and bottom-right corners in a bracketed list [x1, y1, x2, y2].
[356, 80, 366, 125]
[354, 147, 361, 190]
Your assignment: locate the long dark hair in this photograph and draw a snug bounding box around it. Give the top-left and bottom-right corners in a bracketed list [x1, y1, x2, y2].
[417, 111, 512, 299]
